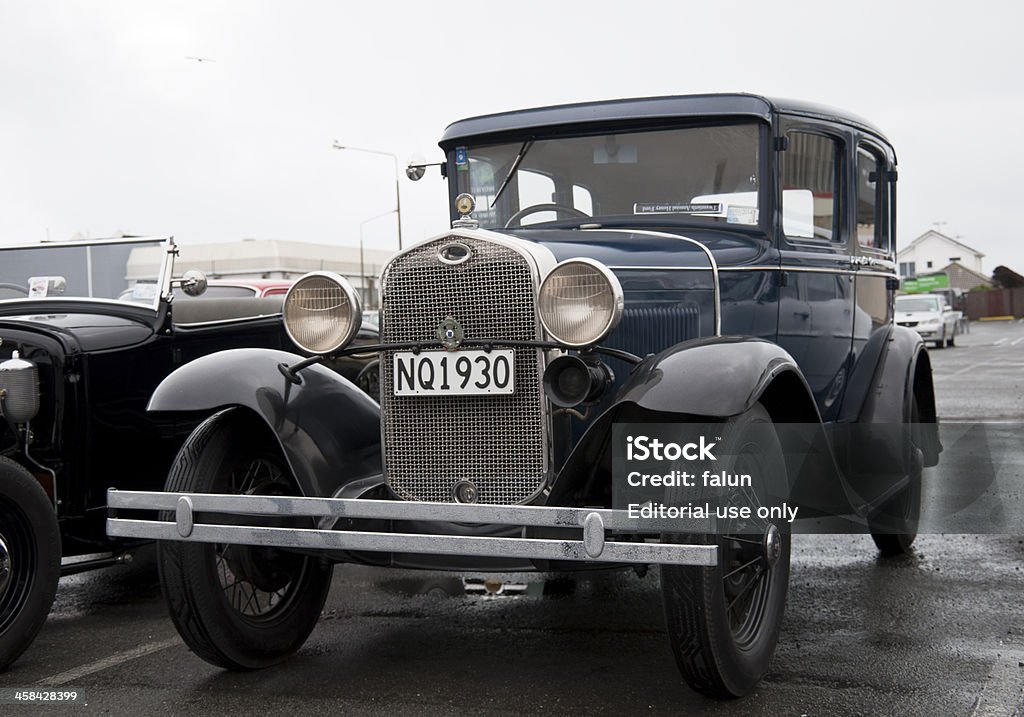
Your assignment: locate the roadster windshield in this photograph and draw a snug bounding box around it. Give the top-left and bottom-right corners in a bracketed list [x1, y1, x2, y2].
[0, 238, 168, 310]
[453, 123, 763, 230]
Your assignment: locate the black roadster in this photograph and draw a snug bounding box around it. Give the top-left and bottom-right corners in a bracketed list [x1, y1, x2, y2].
[0, 236, 373, 671]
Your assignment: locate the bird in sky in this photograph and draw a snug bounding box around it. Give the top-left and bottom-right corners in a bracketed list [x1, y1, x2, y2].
[185, 56, 216, 63]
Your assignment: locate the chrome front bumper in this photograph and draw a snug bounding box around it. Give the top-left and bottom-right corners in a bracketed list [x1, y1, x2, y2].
[106, 489, 717, 567]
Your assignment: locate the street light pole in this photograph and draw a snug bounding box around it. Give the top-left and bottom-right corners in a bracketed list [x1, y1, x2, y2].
[359, 209, 397, 309]
[332, 142, 403, 250]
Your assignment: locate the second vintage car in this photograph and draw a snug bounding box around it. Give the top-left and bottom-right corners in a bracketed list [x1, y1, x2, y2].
[108, 94, 940, 698]
[0, 236, 376, 671]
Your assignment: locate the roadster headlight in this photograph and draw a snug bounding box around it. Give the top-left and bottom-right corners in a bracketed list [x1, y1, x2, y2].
[283, 272, 362, 354]
[538, 259, 624, 347]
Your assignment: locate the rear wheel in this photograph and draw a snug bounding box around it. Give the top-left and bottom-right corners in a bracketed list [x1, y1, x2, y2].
[661, 404, 791, 698]
[0, 456, 60, 672]
[157, 410, 333, 670]
[869, 396, 923, 556]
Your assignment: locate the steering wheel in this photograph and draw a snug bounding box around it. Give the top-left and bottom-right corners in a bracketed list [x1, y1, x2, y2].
[0, 282, 29, 296]
[504, 203, 590, 228]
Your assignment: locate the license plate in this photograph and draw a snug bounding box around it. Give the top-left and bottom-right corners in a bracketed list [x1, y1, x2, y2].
[393, 349, 515, 396]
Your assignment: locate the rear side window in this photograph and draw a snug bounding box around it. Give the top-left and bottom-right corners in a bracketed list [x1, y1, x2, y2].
[781, 132, 841, 242]
[856, 145, 890, 252]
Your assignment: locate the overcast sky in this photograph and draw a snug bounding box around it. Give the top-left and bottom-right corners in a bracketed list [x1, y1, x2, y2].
[1, 1, 1022, 272]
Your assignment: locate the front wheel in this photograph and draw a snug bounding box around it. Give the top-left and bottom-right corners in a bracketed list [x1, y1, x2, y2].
[0, 456, 61, 672]
[157, 410, 333, 670]
[661, 404, 791, 698]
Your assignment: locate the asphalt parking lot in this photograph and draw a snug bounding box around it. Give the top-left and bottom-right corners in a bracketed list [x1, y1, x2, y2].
[2, 320, 1023, 716]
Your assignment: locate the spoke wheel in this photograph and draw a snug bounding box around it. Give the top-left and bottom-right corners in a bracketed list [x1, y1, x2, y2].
[661, 403, 791, 698]
[0, 456, 60, 672]
[157, 410, 333, 670]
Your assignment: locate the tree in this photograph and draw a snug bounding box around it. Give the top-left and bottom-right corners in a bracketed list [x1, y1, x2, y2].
[992, 265, 1024, 289]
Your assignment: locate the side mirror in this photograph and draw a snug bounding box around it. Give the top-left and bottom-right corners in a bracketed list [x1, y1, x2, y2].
[173, 269, 208, 297]
[405, 153, 446, 182]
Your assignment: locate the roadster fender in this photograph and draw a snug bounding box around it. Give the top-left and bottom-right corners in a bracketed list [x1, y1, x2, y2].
[147, 348, 382, 499]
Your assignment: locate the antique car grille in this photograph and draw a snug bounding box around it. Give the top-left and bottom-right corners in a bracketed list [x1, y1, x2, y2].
[380, 236, 547, 504]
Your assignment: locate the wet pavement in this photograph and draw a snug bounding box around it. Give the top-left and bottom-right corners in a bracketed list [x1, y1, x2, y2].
[2, 321, 1023, 715]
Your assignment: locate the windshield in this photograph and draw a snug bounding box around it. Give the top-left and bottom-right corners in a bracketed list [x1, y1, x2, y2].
[452, 122, 763, 230]
[895, 296, 941, 312]
[0, 238, 168, 310]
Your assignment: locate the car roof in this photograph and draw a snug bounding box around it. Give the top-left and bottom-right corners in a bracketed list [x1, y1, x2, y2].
[440, 92, 890, 147]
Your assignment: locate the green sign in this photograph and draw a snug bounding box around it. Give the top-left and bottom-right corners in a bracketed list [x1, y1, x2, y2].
[903, 273, 949, 293]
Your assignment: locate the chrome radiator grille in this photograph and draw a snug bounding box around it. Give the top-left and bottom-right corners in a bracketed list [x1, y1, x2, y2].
[380, 236, 547, 504]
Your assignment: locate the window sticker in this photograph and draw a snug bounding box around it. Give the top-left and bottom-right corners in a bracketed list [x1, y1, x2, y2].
[455, 147, 468, 171]
[727, 206, 757, 224]
[633, 202, 721, 215]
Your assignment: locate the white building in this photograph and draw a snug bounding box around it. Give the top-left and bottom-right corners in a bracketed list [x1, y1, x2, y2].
[897, 230, 984, 278]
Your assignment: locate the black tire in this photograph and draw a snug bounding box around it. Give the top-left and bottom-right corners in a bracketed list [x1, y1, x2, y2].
[157, 409, 333, 670]
[661, 404, 791, 698]
[869, 397, 922, 556]
[0, 456, 61, 672]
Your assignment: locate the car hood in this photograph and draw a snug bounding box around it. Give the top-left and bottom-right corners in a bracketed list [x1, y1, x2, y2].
[510, 226, 766, 268]
[0, 312, 155, 352]
[895, 310, 941, 322]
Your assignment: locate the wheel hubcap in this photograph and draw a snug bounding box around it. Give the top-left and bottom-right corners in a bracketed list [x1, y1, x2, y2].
[0, 533, 10, 596]
[762, 524, 782, 567]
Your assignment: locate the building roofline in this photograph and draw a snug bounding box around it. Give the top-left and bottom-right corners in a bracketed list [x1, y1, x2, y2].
[900, 230, 985, 258]
[939, 261, 992, 284]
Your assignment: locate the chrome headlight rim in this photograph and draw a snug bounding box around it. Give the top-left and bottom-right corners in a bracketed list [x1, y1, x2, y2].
[282, 271, 363, 355]
[538, 258, 624, 348]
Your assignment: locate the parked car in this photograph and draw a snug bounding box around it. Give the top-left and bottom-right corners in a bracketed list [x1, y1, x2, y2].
[109, 94, 940, 698]
[895, 293, 959, 348]
[175, 278, 294, 299]
[0, 236, 375, 671]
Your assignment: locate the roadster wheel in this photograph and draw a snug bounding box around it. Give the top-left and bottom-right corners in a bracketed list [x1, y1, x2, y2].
[157, 410, 333, 670]
[661, 404, 791, 698]
[869, 396, 922, 556]
[0, 456, 60, 672]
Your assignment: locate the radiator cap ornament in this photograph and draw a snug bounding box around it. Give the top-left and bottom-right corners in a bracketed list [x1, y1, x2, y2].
[436, 316, 465, 351]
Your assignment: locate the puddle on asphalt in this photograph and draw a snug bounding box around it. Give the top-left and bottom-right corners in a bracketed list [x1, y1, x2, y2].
[378, 575, 578, 599]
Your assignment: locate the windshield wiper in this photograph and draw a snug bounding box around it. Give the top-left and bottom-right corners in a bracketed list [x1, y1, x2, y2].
[490, 139, 534, 208]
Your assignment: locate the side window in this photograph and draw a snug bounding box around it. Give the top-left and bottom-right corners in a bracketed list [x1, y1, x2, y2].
[573, 184, 594, 215]
[782, 132, 841, 242]
[856, 146, 889, 251]
[516, 170, 557, 224]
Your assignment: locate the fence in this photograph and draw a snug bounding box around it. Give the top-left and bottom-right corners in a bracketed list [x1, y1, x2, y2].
[965, 288, 1024, 319]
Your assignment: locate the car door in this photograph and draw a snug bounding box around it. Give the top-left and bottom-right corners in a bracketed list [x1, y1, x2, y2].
[775, 121, 856, 421]
[851, 138, 898, 377]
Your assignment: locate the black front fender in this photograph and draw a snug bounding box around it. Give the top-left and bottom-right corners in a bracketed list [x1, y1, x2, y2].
[616, 336, 813, 418]
[547, 337, 848, 514]
[148, 348, 382, 499]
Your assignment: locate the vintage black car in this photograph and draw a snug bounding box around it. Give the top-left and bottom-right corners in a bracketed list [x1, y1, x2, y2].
[0, 236, 375, 671]
[108, 94, 940, 698]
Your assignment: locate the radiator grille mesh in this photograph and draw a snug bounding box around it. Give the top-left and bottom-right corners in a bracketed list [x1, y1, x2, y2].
[380, 236, 547, 504]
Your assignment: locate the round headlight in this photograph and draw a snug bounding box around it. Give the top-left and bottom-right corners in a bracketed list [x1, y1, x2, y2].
[283, 272, 362, 355]
[538, 259, 624, 347]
